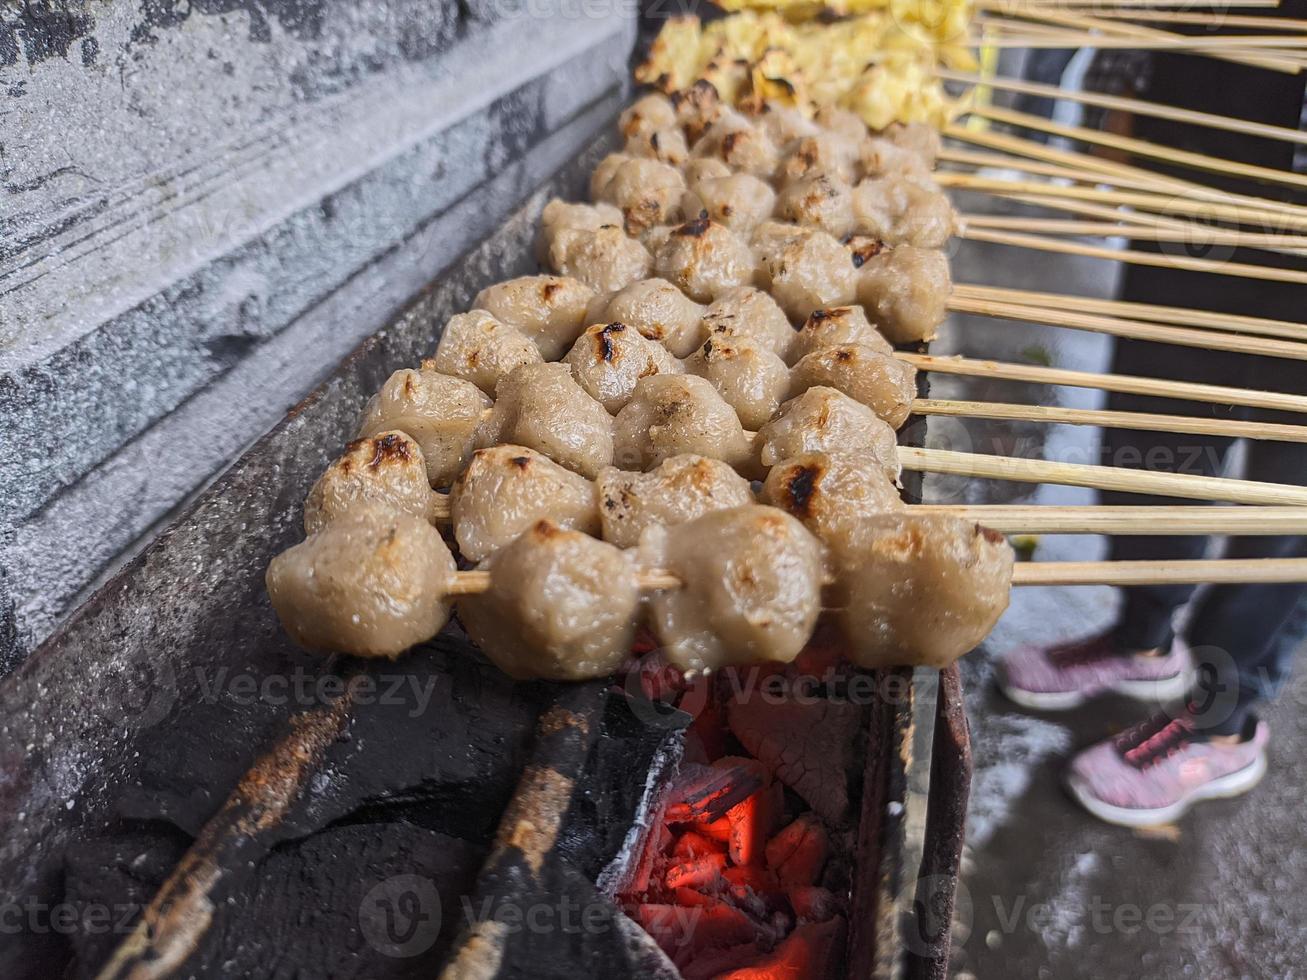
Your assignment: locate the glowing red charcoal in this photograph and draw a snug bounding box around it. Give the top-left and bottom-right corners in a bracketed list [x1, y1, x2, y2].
[765, 814, 829, 890]
[715, 915, 847, 980]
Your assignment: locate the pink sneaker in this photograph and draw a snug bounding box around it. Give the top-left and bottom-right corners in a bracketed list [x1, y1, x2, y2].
[998, 631, 1190, 710]
[1067, 713, 1269, 827]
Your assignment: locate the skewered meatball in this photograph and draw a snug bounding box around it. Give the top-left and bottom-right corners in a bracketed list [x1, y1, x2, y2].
[586, 278, 707, 358]
[857, 245, 951, 344]
[625, 127, 690, 167]
[458, 522, 640, 680]
[449, 445, 599, 562]
[536, 198, 624, 262]
[777, 133, 861, 186]
[357, 365, 491, 488]
[776, 174, 855, 238]
[592, 156, 687, 234]
[754, 386, 901, 481]
[639, 505, 825, 672]
[596, 454, 754, 549]
[620, 92, 678, 140]
[267, 503, 456, 658]
[756, 225, 858, 321]
[851, 176, 956, 248]
[789, 305, 891, 364]
[882, 121, 942, 168]
[547, 225, 653, 294]
[614, 374, 755, 474]
[472, 275, 595, 360]
[475, 363, 614, 479]
[681, 173, 777, 235]
[859, 137, 934, 183]
[683, 157, 734, 190]
[832, 515, 1014, 669]
[655, 217, 757, 303]
[684, 335, 789, 430]
[751, 102, 820, 146]
[814, 104, 868, 144]
[304, 432, 436, 534]
[431, 310, 543, 396]
[760, 451, 904, 565]
[563, 321, 684, 413]
[789, 343, 918, 428]
[589, 153, 631, 203]
[672, 80, 726, 144]
[692, 115, 780, 178]
[700, 285, 794, 361]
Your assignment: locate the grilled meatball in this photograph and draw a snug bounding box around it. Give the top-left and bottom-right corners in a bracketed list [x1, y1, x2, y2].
[458, 522, 639, 680]
[760, 451, 903, 566]
[563, 321, 684, 414]
[304, 432, 436, 535]
[357, 366, 491, 488]
[788, 305, 891, 364]
[625, 127, 690, 167]
[700, 285, 794, 361]
[472, 275, 595, 361]
[754, 386, 901, 481]
[614, 374, 755, 474]
[684, 335, 789, 431]
[692, 115, 780, 178]
[592, 156, 687, 235]
[857, 245, 951, 344]
[596, 454, 754, 548]
[449, 445, 599, 562]
[814, 104, 868, 144]
[682, 157, 734, 190]
[431, 310, 542, 396]
[777, 133, 861, 186]
[851, 176, 956, 249]
[639, 505, 824, 672]
[832, 515, 1014, 669]
[789, 343, 918, 428]
[672, 80, 726, 144]
[589, 153, 631, 202]
[536, 198, 624, 262]
[586, 278, 707, 358]
[267, 503, 456, 658]
[655, 217, 757, 303]
[776, 173, 855, 238]
[859, 137, 934, 183]
[751, 102, 820, 145]
[681, 173, 777, 235]
[882, 121, 942, 168]
[475, 363, 614, 479]
[547, 225, 653, 294]
[756, 225, 858, 321]
[620, 92, 678, 140]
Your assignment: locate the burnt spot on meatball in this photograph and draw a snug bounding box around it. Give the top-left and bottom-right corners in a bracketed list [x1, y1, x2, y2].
[835, 348, 855, 363]
[541, 280, 562, 302]
[676, 216, 713, 238]
[596, 322, 627, 362]
[366, 433, 413, 469]
[782, 463, 823, 517]
[511, 455, 532, 470]
[848, 239, 885, 268]
[978, 524, 1006, 545]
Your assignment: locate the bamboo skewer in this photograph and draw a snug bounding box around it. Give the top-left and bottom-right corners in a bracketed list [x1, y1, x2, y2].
[972, 32, 1307, 50]
[982, 0, 1280, 8]
[975, 193, 1222, 235]
[899, 446, 1307, 505]
[919, 505, 1307, 535]
[968, 103, 1307, 192]
[1088, 10, 1307, 29]
[952, 283, 1307, 342]
[912, 398, 1307, 443]
[959, 225, 1307, 285]
[942, 69, 1307, 147]
[899, 352, 1307, 415]
[947, 292, 1307, 359]
[1011, 558, 1307, 585]
[961, 214, 1307, 250]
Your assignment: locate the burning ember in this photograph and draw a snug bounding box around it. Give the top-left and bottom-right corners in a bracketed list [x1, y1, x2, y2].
[619, 639, 862, 979]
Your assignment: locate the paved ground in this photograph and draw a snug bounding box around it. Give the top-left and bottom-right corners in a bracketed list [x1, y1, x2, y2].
[928, 203, 1307, 979]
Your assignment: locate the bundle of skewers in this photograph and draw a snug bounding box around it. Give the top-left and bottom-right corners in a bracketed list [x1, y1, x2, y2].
[266, 0, 1307, 686]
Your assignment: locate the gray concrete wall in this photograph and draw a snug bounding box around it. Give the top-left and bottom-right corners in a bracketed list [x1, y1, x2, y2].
[0, 0, 636, 667]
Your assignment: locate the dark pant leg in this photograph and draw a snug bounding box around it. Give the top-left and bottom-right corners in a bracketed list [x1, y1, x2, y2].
[1182, 438, 1307, 733]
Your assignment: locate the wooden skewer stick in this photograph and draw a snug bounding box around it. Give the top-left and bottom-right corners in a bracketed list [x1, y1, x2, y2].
[1011, 558, 1307, 585]
[952, 282, 1307, 342]
[919, 505, 1307, 535]
[942, 68, 1307, 147]
[970, 33, 1307, 49]
[946, 292, 1307, 360]
[980, 191, 1225, 235]
[1087, 10, 1307, 29]
[979, 0, 1280, 9]
[939, 171, 1307, 231]
[961, 214, 1307, 250]
[448, 568, 681, 596]
[959, 225, 1307, 285]
[898, 352, 1307, 416]
[939, 147, 1215, 204]
[899, 446, 1307, 506]
[968, 103, 1307, 192]
[913, 398, 1307, 443]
